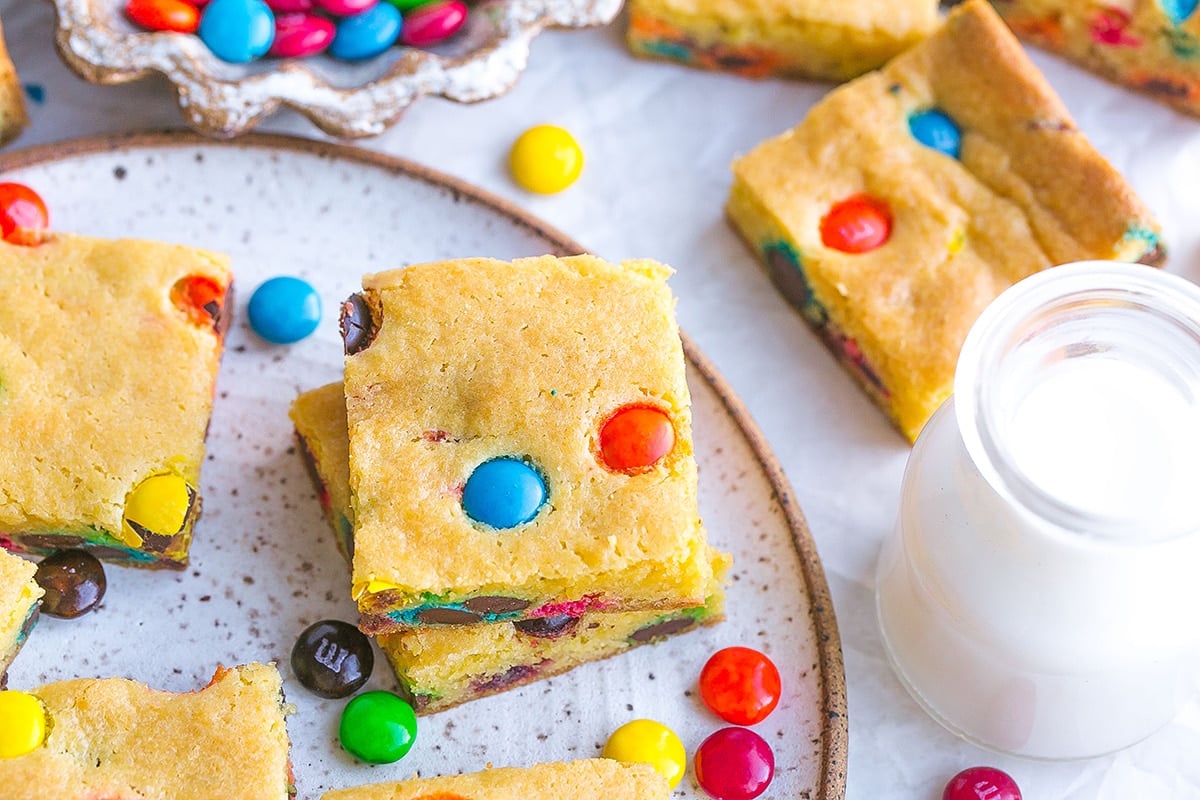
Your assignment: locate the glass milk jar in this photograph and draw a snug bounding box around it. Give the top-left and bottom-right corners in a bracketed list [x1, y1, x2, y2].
[876, 262, 1200, 760]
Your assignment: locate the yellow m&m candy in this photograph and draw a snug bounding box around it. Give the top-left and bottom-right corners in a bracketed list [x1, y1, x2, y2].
[509, 125, 584, 194]
[0, 691, 47, 758]
[122, 472, 194, 548]
[602, 718, 686, 789]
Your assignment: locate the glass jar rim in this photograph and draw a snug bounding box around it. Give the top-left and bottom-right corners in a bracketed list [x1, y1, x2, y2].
[955, 262, 1200, 546]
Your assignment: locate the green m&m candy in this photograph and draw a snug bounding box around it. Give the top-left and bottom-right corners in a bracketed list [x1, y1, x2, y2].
[338, 691, 417, 764]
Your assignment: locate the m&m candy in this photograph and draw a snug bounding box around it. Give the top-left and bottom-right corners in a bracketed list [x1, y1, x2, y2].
[694, 727, 775, 800]
[122, 473, 194, 547]
[328, 3, 402, 60]
[0, 692, 47, 759]
[510, 125, 584, 194]
[399, 0, 466, 46]
[339, 690, 417, 763]
[0, 183, 48, 246]
[315, 0, 378, 15]
[820, 195, 892, 254]
[247, 276, 322, 344]
[292, 619, 374, 698]
[909, 109, 963, 159]
[125, 0, 202, 33]
[943, 767, 1022, 800]
[270, 12, 335, 57]
[462, 457, 547, 529]
[198, 0, 276, 62]
[602, 719, 687, 789]
[34, 550, 107, 619]
[699, 646, 781, 726]
[598, 405, 675, 472]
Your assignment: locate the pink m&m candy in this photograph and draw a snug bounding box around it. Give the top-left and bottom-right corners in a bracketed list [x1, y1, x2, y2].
[399, 0, 466, 46]
[266, 0, 313, 11]
[316, 0, 378, 15]
[943, 767, 1022, 800]
[694, 727, 775, 800]
[270, 12, 335, 56]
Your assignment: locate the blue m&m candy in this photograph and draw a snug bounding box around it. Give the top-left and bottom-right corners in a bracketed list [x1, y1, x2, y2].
[463, 457, 546, 529]
[199, 0, 275, 62]
[908, 109, 962, 159]
[248, 276, 321, 344]
[329, 3, 402, 60]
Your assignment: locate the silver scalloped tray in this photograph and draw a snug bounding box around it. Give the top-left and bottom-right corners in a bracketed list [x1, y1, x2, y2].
[50, 0, 621, 138]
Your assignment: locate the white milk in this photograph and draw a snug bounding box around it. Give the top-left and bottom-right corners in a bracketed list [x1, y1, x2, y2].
[876, 263, 1200, 759]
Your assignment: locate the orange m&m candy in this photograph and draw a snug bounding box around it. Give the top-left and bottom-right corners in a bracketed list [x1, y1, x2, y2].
[126, 0, 202, 33]
[819, 194, 892, 254]
[599, 405, 675, 472]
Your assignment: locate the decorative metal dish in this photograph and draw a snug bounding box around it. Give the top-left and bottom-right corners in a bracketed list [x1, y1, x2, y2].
[50, 0, 621, 138]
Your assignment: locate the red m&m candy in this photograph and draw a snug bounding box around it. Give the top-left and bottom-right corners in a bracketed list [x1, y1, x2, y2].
[820, 194, 892, 254]
[699, 646, 781, 725]
[598, 405, 675, 472]
[943, 767, 1022, 800]
[0, 183, 48, 246]
[694, 727, 775, 800]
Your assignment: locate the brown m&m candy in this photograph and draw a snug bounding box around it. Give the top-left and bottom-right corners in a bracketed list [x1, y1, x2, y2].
[291, 619, 374, 698]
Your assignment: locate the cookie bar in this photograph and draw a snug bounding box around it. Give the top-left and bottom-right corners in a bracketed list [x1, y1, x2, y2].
[727, 0, 1164, 442]
[993, 0, 1200, 117]
[342, 256, 724, 631]
[0, 234, 232, 567]
[0, 550, 41, 686]
[323, 759, 669, 800]
[627, 0, 939, 80]
[291, 382, 727, 714]
[0, 663, 292, 799]
[0, 19, 27, 146]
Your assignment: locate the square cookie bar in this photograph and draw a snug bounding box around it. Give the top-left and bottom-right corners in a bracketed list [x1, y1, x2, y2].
[0, 663, 292, 799]
[627, 0, 940, 80]
[727, 0, 1164, 441]
[323, 759, 669, 800]
[0, 18, 27, 146]
[0, 549, 41, 686]
[342, 256, 723, 632]
[993, 0, 1200, 117]
[0, 234, 232, 567]
[291, 382, 727, 714]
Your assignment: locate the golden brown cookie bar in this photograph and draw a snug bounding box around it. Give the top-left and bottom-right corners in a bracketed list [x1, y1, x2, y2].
[341, 256, 724, 632]
[993, 0, 1200, 118]
[322, 759, 670, 800]
[628, 0, 939, 80]
[291, 381, 727, 714]
[0, 549, 41, 686]
[0, 234, 232, 567]
[0, 663, 292, 799]
[0, 18, 27, 147]
[728, 0, 1164, 441]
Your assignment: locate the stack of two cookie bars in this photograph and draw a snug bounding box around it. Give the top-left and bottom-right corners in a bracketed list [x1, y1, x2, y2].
[291, 254, 730, 713]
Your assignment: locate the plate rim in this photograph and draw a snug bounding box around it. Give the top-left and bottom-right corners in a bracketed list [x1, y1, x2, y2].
[0, 129, 848, 800]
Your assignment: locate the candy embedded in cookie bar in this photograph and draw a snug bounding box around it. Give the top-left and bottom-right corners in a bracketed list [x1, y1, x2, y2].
[322, 758, 670, 800]
[0, 550, 41, 687]
[0, 663, 292, 799]
[341, 255, 725, 631]
[627, 0, 939, 81]
[727, 0, 1164, 441]
[993, 0, 1200, 118]
[0, 234, 232, 568]
[291, 381, 728, 714]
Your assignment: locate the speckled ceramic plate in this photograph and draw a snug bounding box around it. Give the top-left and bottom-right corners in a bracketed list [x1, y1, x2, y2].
[0, 132, 846, 799]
